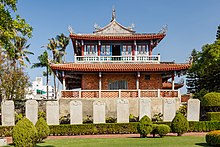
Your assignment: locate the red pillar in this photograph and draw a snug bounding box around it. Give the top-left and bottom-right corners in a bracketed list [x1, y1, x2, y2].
[98, 42, 101, 56]
[81, 45, 84, 56]
[148, 44, 152, 56]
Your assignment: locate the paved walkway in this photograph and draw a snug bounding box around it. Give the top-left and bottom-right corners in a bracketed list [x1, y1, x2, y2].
[5, 132, 207, 144]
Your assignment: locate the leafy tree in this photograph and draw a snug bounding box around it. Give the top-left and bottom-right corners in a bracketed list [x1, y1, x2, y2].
[0, 0, 33, 103]
[0, 0, 32, 48]
[216, 25, 220, 40]
[46, 38, 59, 99]
[44, 34, 69, 99]
[0, 64, 30, 100]
[56, 33, 69, 62]
[186, 28, 220, 98]
[3, 36, 34, 67]
[32, 51, 51, 99]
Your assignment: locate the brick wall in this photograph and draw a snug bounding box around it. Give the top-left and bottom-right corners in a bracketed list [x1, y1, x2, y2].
[81, 74, 99, 90]
[81, 73, 162, 90]
[139, 74, 162, 89]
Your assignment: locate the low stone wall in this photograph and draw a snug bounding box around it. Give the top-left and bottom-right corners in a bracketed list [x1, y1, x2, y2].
[59, 97, 181, 119]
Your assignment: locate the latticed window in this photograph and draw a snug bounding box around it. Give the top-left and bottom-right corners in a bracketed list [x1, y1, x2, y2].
[108, 80, 128, 90]
[101, 45, 111, 56]
[137, 45, 148, 55]
[121, 45, 132, 55]
[85, 45, 96, 55]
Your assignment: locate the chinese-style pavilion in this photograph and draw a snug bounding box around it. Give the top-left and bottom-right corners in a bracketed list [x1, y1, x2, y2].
[50, 9, 190, 99]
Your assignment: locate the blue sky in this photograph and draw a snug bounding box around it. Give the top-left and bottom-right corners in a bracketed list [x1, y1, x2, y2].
[16, 0, 220, 93]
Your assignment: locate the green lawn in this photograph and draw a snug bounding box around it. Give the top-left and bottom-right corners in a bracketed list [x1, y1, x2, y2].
[26, 136, 210, 147]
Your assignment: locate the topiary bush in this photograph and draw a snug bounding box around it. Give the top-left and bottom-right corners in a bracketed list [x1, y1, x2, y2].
[171, 112, 189, 136]
[12, 117, 37, 147]
[202, 92, 220, 107]
[206, 130, 220, 146]
[35, 117, 50, 143]
[157, 124, 170, 137]
[137, 115, 153, 138]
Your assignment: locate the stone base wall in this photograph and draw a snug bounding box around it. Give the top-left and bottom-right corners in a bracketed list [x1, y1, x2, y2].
[59, 97, 181, 119]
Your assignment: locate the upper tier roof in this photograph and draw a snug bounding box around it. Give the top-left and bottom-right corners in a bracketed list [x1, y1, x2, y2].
[93, 19, 135, 35]
[69, 8, 167, 41]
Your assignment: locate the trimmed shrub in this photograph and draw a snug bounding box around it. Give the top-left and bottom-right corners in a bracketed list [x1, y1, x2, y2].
[151, 124, 159, 137]
[202, 92, 220, 107]
[152, 113, 163, 122]
[171, 112, 189, 136]
[206, 130, 220, 146]
[157, 124, 170, 137]
[59, 114, 70, 124]
[38, 111, 46, 120]
[35, 117, 50, 143]
[129, 114, 139, 122]
[12, 117, 37, 147]
[137, 115, 153, 138]
[207, 112, 220, 121]
[106, 117, 116, 123]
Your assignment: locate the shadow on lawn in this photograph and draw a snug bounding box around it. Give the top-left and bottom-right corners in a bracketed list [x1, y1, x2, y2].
[195, 143, 211, 147]
[8, 143, 55, 147]
[36, 145, 54, 147]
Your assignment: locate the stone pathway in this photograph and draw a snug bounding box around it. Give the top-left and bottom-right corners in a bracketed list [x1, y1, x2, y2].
[5, 132, 207, 144]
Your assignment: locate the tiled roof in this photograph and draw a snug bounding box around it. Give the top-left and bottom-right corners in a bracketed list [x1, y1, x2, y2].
[70, 33, 165, 41]
[50, 63, 190, 72]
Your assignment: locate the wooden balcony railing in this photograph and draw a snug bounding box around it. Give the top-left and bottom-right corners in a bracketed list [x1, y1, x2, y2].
[74, 55, 160, 63]
[61, 89, 180, 99]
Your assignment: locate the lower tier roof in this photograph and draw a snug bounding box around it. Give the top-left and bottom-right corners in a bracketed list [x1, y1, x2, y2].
[50, 63, 190, 72]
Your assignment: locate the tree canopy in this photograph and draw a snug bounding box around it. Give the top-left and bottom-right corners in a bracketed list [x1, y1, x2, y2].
[186, 26, 220, 98]
[0, 0, 32, 47]
[0, 0, 33, 101]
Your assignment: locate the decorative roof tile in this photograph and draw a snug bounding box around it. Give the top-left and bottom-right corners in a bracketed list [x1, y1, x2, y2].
[50, 63, 190, 72]
[70, 33, 165, 41]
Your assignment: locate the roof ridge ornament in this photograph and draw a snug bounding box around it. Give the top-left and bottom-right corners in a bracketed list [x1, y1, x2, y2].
[111, 6, 116, 22]
[94, 23, 101, 31]
[159, 24, 168, 34]
[68, 25, 74, 34]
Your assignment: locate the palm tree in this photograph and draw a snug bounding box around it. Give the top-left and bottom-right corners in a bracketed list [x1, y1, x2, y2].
[56, 33, 69, 63]
[31, 51, 51, 99]
[4, 36, 34, 68]
[46, 38, 61, 99]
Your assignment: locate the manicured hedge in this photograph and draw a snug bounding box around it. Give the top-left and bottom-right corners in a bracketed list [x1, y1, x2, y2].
[49, 123, 138, 136]
[1, 121, 220, 137]
[188, 121, 220, 132]
[207, 112, 220, 121]
[206, 130, 220, 146]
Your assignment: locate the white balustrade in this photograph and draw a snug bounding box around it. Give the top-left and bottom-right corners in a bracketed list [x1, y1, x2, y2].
[74, 55, 160, 63]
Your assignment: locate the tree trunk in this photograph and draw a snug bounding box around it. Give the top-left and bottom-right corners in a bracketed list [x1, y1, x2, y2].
[54, 74, 57, 99]
[46, 66, 49, 99]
